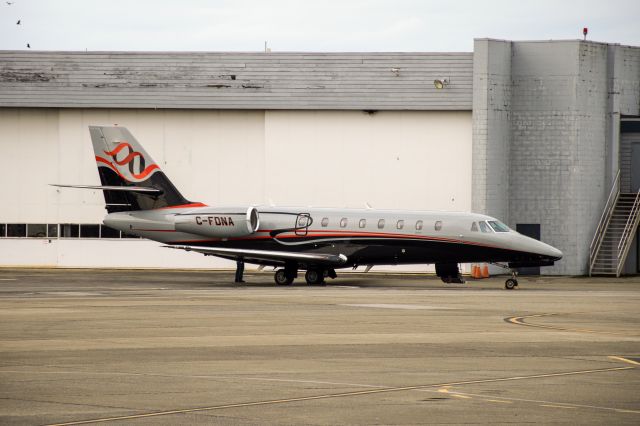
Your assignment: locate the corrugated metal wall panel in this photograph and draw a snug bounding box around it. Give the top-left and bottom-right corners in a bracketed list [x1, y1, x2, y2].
[0, 51, 472, 110]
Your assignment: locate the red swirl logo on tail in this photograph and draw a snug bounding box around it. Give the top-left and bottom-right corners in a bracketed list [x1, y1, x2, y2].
[96, 141, 160, 182]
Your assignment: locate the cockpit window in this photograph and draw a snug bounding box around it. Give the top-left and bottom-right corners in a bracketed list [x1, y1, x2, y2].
[479, 221, 492, 233]
[488, 220, 510, 232]
[471, 222, 478, 232]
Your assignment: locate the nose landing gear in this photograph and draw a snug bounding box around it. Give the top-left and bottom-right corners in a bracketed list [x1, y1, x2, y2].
[504, 271, 518, 290]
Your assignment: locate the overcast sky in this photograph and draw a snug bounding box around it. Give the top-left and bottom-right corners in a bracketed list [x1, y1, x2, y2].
[1, 0, 638, 52]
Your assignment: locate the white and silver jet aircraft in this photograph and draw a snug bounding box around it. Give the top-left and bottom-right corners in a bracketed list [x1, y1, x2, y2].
[55, 126, 562, 289]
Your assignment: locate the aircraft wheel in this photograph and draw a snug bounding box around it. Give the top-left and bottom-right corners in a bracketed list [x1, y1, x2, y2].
[275, 269, 294, 285]
[305, 269, 325, 285]
[505, 278, 518, 290]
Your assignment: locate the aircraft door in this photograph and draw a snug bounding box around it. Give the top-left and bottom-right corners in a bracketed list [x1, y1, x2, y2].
[295, 213, 311, 236]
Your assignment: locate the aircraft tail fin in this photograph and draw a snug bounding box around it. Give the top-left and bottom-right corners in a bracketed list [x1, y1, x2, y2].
[89, 126, 199, 213]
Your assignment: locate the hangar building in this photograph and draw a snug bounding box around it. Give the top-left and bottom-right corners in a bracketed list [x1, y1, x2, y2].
[0, 38, 639, 275]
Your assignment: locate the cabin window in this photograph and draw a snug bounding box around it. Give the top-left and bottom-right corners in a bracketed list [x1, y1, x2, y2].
[488, 220, 510, 232]
[397, 220, 404, 230]
[378, 219, 385, 229]
[434, 221, 442, 231]
[321, 217, 329, 227]
[297, 216, 310, 227]
[479, 221, 492, 233]
[359, 219, 366, 228]
[415, 220, 423, 231]
[471, 222, 478, 232]
[340, 218, 348, 228]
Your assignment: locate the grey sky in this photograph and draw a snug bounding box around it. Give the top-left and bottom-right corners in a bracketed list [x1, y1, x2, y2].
[1, 0, 638, 52]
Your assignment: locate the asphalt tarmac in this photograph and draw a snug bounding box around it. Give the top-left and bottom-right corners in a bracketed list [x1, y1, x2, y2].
[0, 268, 639, 425]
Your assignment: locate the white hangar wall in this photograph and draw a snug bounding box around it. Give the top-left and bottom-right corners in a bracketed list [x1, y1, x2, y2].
[0, 107, 472, 269]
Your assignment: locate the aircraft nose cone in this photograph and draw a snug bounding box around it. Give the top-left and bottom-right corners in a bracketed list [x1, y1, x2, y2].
[541, 242, 562, 260]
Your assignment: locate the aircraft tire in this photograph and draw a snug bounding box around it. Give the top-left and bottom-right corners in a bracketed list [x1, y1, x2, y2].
[275, 269, 294, 285]
[305, 269, 325, 285]
[505, 278, 517, 290]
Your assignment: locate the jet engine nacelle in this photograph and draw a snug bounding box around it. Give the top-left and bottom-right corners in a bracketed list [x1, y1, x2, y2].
[174, 206, 260, 238]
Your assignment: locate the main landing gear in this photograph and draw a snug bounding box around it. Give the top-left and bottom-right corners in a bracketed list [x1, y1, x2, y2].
[273, 266, 337, 286]
[274, 267, 296, 285]
[305, 269, 325, 285]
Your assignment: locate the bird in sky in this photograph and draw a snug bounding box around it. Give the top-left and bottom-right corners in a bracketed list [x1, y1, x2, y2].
[7, 2, 14, 5]
[27, 43, 30, 48]
[16, 19, 21, 25]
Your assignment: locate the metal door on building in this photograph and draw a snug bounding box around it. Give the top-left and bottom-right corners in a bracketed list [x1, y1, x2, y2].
[632, 142, 640, 192]
[633, 140, 640, 272]
[621, 121, 640, 273]
[516, 224, 541, 275]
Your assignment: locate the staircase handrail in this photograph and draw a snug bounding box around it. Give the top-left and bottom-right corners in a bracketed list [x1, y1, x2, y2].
[616, 189, 640, 277]
[589, 170, 621, 275]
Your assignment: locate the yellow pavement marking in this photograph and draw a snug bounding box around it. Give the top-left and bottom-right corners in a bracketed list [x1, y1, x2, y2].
[486, 399, 512, 404]
[608, 356, 640, 366]
[418, 389, 640, 414]
[541, 404, 577, 409]
[506, 313, 638, 336]
[45, 366, 633, 426]
[418, 388, 640, 414]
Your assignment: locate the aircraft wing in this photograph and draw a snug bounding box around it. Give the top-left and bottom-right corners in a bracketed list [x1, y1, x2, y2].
[165, 245, 349, 267]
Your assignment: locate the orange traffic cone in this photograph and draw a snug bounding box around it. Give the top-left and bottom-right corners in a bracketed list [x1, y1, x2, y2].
[481, 264, 490, 278]
[471, 265, 480, 279]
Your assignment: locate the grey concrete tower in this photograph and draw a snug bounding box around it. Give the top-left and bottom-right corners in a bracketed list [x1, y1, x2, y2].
[472, 39, 640, 275]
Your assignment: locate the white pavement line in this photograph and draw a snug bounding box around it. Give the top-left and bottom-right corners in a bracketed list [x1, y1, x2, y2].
[341, 303, 455, 310]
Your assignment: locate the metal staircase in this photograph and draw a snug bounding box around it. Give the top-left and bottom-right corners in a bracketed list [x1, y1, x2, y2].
[589, 171, 640, 276]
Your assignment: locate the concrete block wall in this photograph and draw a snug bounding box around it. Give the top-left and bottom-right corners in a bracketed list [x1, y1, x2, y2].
[473, 39, 640, 275]
[472, 39, 511, 223]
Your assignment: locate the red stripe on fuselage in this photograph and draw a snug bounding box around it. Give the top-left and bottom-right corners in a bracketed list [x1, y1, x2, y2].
[155, 202, 208, 210]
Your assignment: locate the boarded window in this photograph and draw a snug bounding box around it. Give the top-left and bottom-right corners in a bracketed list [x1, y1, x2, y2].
[60, 224, 79, 238]
[7, 224, 26, 237]
[100, 225, 120, 238]
[80, 224, 100, 238]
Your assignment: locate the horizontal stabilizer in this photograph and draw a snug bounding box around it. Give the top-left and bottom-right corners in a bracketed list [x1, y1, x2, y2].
[50, 184, 163, 195]
[165, 245, 349, 266]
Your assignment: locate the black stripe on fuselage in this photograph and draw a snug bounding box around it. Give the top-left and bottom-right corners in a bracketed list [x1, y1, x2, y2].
[166, 234, 553, 266]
